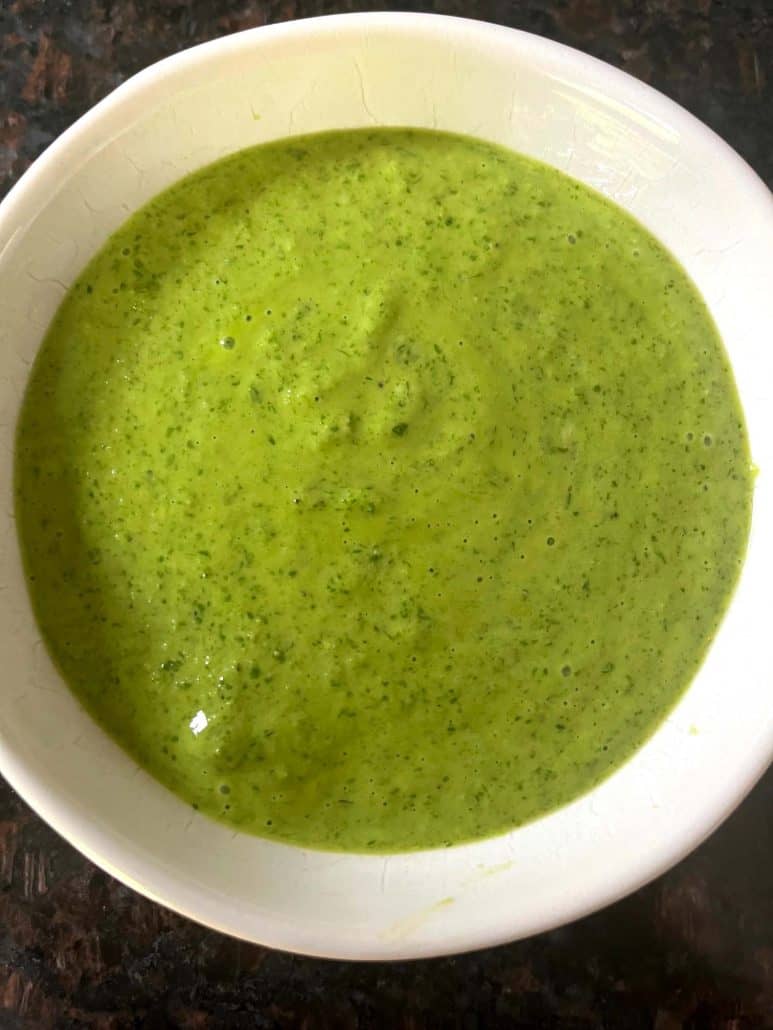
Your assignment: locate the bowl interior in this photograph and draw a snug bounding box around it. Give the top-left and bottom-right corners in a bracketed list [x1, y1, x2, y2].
[0, 13, 771, 959]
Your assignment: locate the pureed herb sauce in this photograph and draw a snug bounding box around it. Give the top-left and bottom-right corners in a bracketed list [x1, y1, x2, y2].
[15, 130, 753, 851]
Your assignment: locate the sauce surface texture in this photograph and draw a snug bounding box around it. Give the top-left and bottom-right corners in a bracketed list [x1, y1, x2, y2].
[15, 129, 752, 851]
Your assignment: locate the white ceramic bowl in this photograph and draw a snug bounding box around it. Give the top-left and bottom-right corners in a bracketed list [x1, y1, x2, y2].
[1, 13, 771, 960]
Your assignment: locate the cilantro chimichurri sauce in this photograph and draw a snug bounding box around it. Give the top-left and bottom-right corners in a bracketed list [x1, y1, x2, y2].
[15, 130, 753, 851]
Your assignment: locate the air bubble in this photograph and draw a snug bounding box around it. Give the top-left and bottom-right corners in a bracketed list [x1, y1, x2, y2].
[220, 336, 236, 349]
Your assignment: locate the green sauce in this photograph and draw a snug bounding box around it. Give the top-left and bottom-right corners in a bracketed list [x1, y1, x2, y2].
[15, 129, 753, 851]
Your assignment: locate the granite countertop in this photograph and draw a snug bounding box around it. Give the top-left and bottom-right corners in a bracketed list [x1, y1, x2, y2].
[1, 2, 771, 1027]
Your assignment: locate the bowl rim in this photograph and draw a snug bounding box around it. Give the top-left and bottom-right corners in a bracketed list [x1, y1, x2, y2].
[1, 11, 771, 960]
[2, 12, 771, 226]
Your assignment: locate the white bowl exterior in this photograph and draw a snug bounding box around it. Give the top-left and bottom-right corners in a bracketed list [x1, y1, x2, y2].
[0, 14, 771, 959]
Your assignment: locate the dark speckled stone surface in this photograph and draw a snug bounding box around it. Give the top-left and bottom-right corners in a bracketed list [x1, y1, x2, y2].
[1, 2, 771, 1027]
